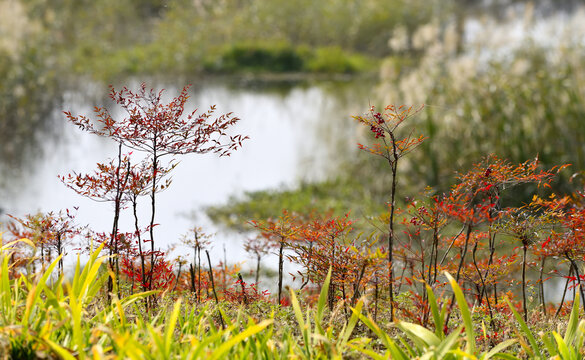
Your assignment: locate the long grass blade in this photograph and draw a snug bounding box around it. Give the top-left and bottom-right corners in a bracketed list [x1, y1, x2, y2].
[209, 319, 273, 360]
[23, 254, 62, 330]
[396, 320, 441, 348]
[482, 339, 518, 360]
[446, 272, 476, 354]
[435, 325, 463, 358]
[553, 331, 571, 360]
[316, 267, 332, 335]
[503, 296, 541, 358]
[563, 290, 580, 345]
[164, 298, 182, 357]
[339, 300, 363, 347]
[426, 284, 445, 339]
[43, 338, 77, 360]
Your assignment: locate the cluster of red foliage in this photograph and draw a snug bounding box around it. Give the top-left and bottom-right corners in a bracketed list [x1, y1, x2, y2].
[224, 275, 271, 305]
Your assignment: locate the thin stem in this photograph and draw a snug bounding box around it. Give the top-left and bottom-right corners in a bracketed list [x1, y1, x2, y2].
[556, 266, 572, 318]
[133, 197, 146, 294]
[278, 239, 284, 305]
[206, 250, 225, 329]
[539, 256, 547, 317]
[429, 220, 440, 286]
[472, 238, 495, 336]
[189, 263, 195, 293]
[329, 235, 335, 312]
[351, 261, 368, 307]
[148, 142, 158, 292]
[566, 253, 585, 314]
[387, 149, 398, 321]
[238, 272, 247, 305]
[255, 254, 261, 285]
[522, 243, 528, 322]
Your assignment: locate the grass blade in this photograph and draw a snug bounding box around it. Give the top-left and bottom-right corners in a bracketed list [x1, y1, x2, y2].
[164, 298, 182, 357]
[316, 267, 332, 335]
[503, 296, 541, 358]
[43, 338, 77, 360]
[426, 284, 445, 339]
[339, 300, 363, 347]
[553, 331, 571, 360]
[435, 325, 463, 358]
[446, 272, 476, 354]
[563, 290, 580, 345]
[209, 319, 273, 360]
[482, 339, 518, 360]
[396, 320, 441, 348]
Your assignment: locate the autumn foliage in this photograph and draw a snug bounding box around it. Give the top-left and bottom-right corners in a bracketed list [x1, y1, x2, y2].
[31, 83, 247, 306]
[4, 92, 585, 346]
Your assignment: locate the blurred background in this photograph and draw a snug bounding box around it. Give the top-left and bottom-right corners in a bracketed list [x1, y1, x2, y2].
[1, 0, 584, 274]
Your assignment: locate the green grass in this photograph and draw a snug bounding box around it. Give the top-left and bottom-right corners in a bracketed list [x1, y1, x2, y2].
[1, 235, 585, 359]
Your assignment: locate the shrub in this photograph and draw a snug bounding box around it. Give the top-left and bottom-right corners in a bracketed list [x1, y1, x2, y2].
[208, 41, 305, 73]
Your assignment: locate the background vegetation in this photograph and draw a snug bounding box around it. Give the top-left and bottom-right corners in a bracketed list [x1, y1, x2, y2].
[206, 0, 585, 224]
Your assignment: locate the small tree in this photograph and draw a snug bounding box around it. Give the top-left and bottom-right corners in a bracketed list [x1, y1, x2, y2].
[354, 104, 425, 320]
[437, 155, 566, 327]
[289, 212, 384, 310]
[61, 153, 171, 296]
[251, 210, 301, 305]
[64, 83, 247, 292]
[180, 226, 212, 302]
[8, 209, 78, 275]
[244, 234, 275, 285]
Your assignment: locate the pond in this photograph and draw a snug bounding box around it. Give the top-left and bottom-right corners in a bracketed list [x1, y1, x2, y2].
[0, 75, 379, 274]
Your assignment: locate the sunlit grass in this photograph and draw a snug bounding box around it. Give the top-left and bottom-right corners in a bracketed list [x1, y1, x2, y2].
[2, 235, 585, 359]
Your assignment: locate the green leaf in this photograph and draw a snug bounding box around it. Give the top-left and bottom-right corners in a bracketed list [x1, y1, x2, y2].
[390, 338, 412, 360]
[553, 331, 571, 360]
[564, 290, 580, 345]
[209, 319, 273, 360]
[23, 253, 62, 330]
[435, 325, 464, 358]
[316, 267, 332, 335]
[67, 282, 85, 360]
[347, 343, 389, 360]
[397, 321, 441, 349]
[446, 272, 476, 354]
[43, 338, 77, 360]
[0, 254, 12, 322]
[163, 298, 182, 357]
[541, 332, 557, 356]
[353, 309, 395, 350]
[399, 335, 418, 358]
[482, 339, 518, 360]
[289, 286, 310, 353]
[503, 296, 541, 358]
[426, 284, 445, 339]
[338, 300, 363, 347]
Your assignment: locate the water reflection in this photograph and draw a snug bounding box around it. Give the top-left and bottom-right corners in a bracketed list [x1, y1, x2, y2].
[0, 76, 377, 269]
[0, 84, 61, 189]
